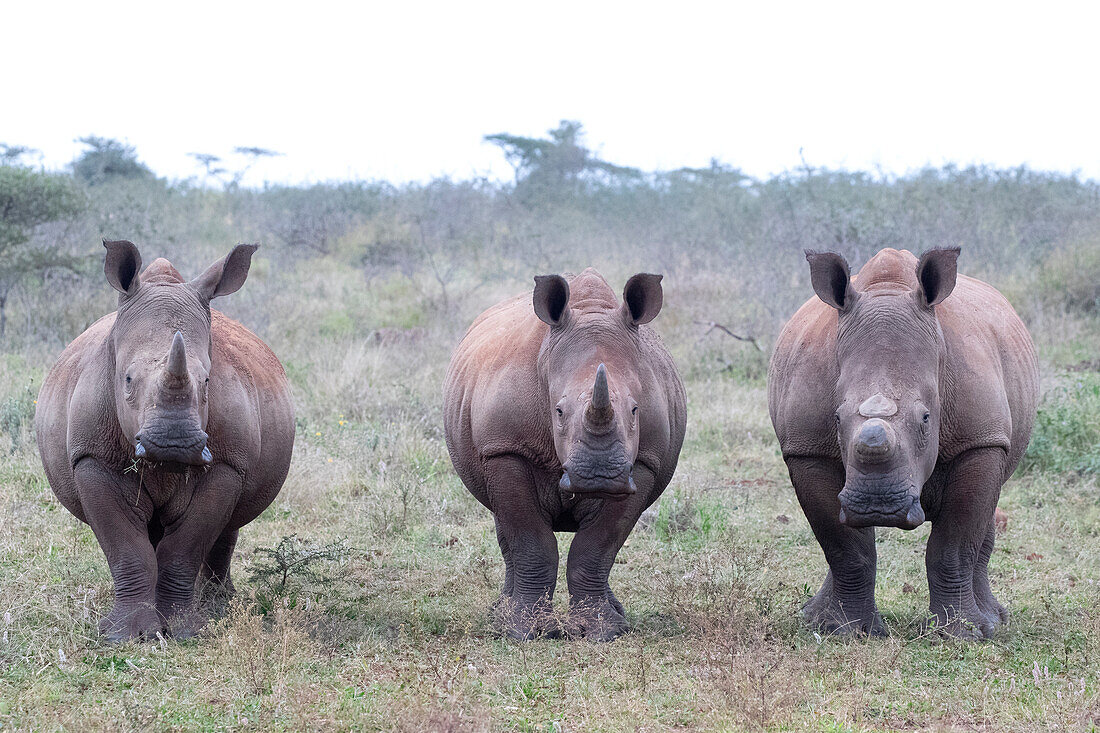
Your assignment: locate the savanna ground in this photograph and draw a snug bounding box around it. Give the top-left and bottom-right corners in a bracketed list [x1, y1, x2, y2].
[1, 133, 1100, 730]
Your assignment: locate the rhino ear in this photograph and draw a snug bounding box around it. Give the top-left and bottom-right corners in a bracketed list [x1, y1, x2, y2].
[805, 250, 857, 311]
[191, 244, 259, 301]
[915, 247, 960, 307]
[533, 274, 570, 327]
[103, 239, 142, 297]
[622, 273, 663, 326]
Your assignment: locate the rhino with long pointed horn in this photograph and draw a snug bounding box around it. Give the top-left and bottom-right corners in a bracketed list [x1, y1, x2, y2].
[36, 240, 295, 642]
[445, 268, 686, 642]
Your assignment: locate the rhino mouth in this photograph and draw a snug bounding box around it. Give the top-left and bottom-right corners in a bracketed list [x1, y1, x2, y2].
[135, 425, 212, 468]
[559, 469, 637, 500]
[838, 481, 925, 530]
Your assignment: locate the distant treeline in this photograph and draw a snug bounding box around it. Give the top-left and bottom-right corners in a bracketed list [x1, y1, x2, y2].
[1, 123, 1098, 347]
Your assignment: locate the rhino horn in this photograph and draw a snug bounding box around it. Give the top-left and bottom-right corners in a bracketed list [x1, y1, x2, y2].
[166, 331, 189, 380]
[858, 393, 897, 418]
[585, 363, 614, 426]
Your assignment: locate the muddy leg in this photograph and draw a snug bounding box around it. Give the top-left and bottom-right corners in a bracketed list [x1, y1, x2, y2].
[74, 458, 162, 642]
[972, 520, 1008, 626]
[199, 526, 239, 608]
[786, 456, 883, 636]
[926, 447, 1007, 639]
[486, 455, 559, 640]
[564, 468, 653, 642]
[155, 465, 242, 639]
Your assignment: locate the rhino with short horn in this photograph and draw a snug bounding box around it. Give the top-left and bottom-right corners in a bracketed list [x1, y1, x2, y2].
[35, 240, 294, 641]
[768, 247, 1038, 639]
[444, 268, 686, 641]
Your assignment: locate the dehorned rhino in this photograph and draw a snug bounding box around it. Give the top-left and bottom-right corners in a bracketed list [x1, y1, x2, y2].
[35, 240, 294, 641]
[768, 247, 1038, 639]
[444, 268, 686, 641]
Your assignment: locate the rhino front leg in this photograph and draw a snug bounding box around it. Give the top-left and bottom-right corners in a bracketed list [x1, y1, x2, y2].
[564, 469, 653, 642]
[74, 458, 161, 642]
[786, 456, 884, 637]
[926, 447, 1007, 640]
[155, 465, 242, 639]
[486, 455, 560, 640]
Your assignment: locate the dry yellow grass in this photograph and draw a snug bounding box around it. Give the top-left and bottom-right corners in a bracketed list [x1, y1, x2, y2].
[1, 256, 1099, 731]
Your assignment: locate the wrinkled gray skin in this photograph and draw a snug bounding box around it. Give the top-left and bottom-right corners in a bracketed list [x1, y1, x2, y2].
[444, 269, 687, 641]
[768, 248, 1038, 639]
[35, 240, 295, 642]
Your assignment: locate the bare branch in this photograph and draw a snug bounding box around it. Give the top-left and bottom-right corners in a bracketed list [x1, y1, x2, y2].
[694, 320, 763, 351]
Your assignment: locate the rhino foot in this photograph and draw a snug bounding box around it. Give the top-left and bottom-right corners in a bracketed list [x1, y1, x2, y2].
[567, 595, 629, 642]
[494, 596, 560, 641]
[198, 576, 236, 616]
[976, 591, 1009, 629]
[100, 605, 163, 643]
[165, 609, 209, 640]
[925, 604, 1005, 641]
[803, 589, 885, 638]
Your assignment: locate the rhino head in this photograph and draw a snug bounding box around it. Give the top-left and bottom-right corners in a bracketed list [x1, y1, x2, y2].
[103, 239, 257, 470]
[532, 270, 665, 499]
[806, 247, 960, 530]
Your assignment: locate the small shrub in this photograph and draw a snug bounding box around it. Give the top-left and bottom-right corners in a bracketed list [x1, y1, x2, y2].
[1034, 242, 1100, 315]
[248, 535, 357, 616]
[654, 489, 728, 544]
[0, 379, 35, 452]
[1024, 372, 1100, 475]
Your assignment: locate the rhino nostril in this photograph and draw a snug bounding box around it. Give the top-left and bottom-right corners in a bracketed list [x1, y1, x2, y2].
[859, 423, 888, 448]
[854, 419, 893, 459]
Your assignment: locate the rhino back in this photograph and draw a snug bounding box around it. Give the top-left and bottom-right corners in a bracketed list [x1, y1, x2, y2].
[935, 274, 1038, 469]
[443, 294, 553, 498]
[208, 310, 295, 526]
[768, 297, 841, 459]
[35, 314, 120, 519]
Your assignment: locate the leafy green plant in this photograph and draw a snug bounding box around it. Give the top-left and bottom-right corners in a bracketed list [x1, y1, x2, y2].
[654, 490, 728, 545]
[0, 379, 35, 452]
[1024, 372, 1100, 475]
[1034, 242, 1100, 315]
[0, 164, 86, 340]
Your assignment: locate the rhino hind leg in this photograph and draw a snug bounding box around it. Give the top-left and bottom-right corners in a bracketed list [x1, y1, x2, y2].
[486, 456, 561, 641]
[925, 447, 1008, 640]
[972, 521, 1008, 627]
[787, 457, 885, 637]
[199, 527, 239, 610]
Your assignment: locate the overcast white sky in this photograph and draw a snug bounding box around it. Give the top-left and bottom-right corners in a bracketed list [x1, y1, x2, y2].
[5, 1, 1100, 186]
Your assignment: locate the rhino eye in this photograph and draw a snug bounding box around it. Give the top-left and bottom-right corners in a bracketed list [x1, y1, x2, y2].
[125, 375, 132, 385]
[555, 407, 563, 416]
[631, 405, 638, 415]
[922, 412, 930, 424]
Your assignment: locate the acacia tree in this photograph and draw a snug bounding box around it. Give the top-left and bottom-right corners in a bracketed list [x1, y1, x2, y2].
[0, 165, 85, 341]
[0, 144, 39, 166]
[189, 146, 281, 189]
[484, 120, 640, 199]
[71, 136, 154, 186]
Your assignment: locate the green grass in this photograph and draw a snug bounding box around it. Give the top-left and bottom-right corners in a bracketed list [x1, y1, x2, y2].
[1, 265, 1099, 731]
[1024, 372, 1100, 475]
